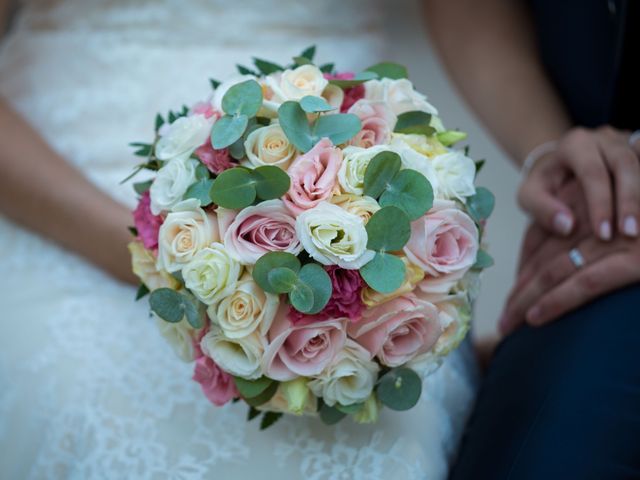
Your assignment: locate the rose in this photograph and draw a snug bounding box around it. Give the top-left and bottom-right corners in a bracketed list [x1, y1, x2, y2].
[201, 326, 265, 380]
[156, 204, 219, 272]
[283, 138, 342, 214]
[432, 292, 472, 356]
[155, 114, 212, 161]
[307, 340, 378, 407]
[195, 143, 235, 174]
[212, 74, 255, 112]
[347, 99, 397, 148]
[182, 243, 242, 305]
[295, 202, 374, 269]
[391, 132, 447, 159]
[353, 394, 380, 424]
[207, 272, 279, 339]
[363, 77, 438, 115]
[155, 315, 199, 362]
[338, 145, 389, 195]
[128, 241, 179, 291]
[258, 381, 317, 416]
[189, 101, 218, 119]
[361, 256, 425, 307]
[321, 84, 345, 111]
[244, 124, 296, 170]
[224, 199, 302, 264]
[133, 191, 163, 250]
[329, 193, 380, 224]
[348, 294, 443, 366]
[388, 137, 440, 194]
[431, 151, 476, 201]
[417, 269, 466, 299]
[149, 155, 198, 215]
[404, 200, 479, 277]
[262, 311, 347, 381]
[192, 356, 239, 406]
[323, 72, 365, 112]
[266, 64, 328, 102]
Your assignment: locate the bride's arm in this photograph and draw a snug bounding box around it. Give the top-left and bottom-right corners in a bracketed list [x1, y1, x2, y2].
[0, 98, 136, 283]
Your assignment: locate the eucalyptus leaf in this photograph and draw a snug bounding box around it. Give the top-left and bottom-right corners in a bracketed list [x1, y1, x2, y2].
[319, 403, 347, 425]
[278, 101, 314, 152]
[473, 249, 494, 270]
[360, 252, 406, 294]
[363, 151, 402, 199]
[229, 137, 246, 160]
[335, 402, 364, 415]
[289, 282, 314, 313]
[253, 252, 301, 293]
[295, 263, 332, 314]
[184, 178, 214, 206]
[244, 381, 279, 407]
[149, 288, 185, 323]
[195, 163, 210, 180]
[377, 368, 422, 411]
[394, 111, 435, 137]
[364, 61, 408, 80]
[209, 167, 256, 209]
[234, 376, 274, 399]
[251, 165, 291, 199]
[211, 114, 249, 149]
[379, 169, 433, 221]
[312, 113, 362, 146]
[221, 79, 263, 117]
[253, 57, 283, 75]
[300, 95, 335, 113]
[328, 71, 377, 88]
[466, 187, 495, 222]
[267, 267, 298, 294]
[183, 297, 203, 329]
[365, 206, 411, 251]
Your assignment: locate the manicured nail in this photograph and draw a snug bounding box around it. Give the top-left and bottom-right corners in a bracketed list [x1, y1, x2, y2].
[527, 306, 541, 324]
[553, 212, 573, 235]
[599, 221, 612, 241]
[623, 216, 638, 237]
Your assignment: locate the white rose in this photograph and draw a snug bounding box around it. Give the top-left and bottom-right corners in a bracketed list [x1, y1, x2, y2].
[295, 202, 374, 270]
[149, 155, 198, 215]
[155, 115, 211, 161]
[431, 151, 476, 201]
[262, 65, 328, 115]
[308, 340, 379, 407]
[390, 133, 448, 159]
[338, 145, 389, 195]
[213, 74, 256, 112]
[364, 78, 438, 115]
[330, 193, 380, 224]
[155, 315, 197, 362]
[128, 241, 179, 291]
[182, 243, 242, 305]
[207, 272, 279, 338]
[244, 124, 296, 169]
[200, 326, 265, 379]
[433, 292, 472, 356]
[156, 205, 218, 272]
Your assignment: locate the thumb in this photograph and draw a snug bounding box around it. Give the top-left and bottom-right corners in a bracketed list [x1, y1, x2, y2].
[518, 176, 574, 236]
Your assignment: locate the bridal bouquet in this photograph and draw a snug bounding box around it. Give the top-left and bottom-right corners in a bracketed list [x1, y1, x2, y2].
[127, 47, 494, 429]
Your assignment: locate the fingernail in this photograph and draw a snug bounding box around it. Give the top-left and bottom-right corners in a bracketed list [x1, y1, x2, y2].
[553, 212, 573, 235]
[623, 216, 638, 237]
[599, 221, 612, 241]
[527, 306, 541, 324]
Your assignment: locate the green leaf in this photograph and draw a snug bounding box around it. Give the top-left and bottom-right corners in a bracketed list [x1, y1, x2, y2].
[394, 111, 435, 137]
[289, 282, 314, 313]
[209, 78, 221, 90]
[128, 226, 138, 236]
[300, 95, 335, 113]
[155, 113, 165, 131]
[319, 403, 347, 425]
[466, 187, 495, 222]
[377, 368, 422, 411]
[363, 151, 402, 198]
[292, 56, 312, 66]
[319, 62, 335, 74]
[253, 252, 301, 293]
[260, 411, 283, 430]
[184, 178, 214, 207]
[437, 130, 467, 146]
[300, 45, 316, 61]
[364, 61, 408, 80]
[475, 159, 486, 176]
[253, 57, 284, 75]
[312, 113, 362, 146]
[278, 101, 314, 152]
[149, 288, 201, 328]
[195, 163, 210, 180]
[234, 376, 274, 399]
[131, 143, 152, 157]
[335, 402, 364, 415]
[244, 381, 279, 407]
[211, 114, 249, 149]
[252, 165, 291, 200]
[360, 252, 406, 294]
[221, 80, 263, 117]
[379, 169, 433, 221]
[133, 179, 153, 195]
[209, 167, 256, 209]
[183, 297, 203, 329]
[247, 406, 261, 421]
[135, 283, 150, 301]
[365, 206, 411, 251]
[229, 137, 246, 160]
[473, 249, 494, 270]
[328, 71, 377, 88]
[295, 263, 332, 314]
[236, 64, 258, 76]
[267, 267, 299, 294]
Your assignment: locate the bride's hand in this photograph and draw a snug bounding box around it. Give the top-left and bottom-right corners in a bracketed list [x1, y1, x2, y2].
[518, 126, 640, 240]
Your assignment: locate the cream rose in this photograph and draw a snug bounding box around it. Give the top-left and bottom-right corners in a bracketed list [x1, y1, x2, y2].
[432, 292, 472, 356]
[389, 137, 440, 194]
[391, 133, 448, 159]
[338, 145, 389, 195]
[244, 123, 297, 169]
[307, 340, 379, 407]
[200, 326, 265, 380]
[364, 77, 438, 115]
[128, 241, 179, 291]
[149, 155, 198, 215]
[182, 243, 242, 305]
[155, 115, 212, 161]
[330, 193, 380, 224]
[266, 64, 328, 103]
[156, 205, 219, 272]
[431, 151, 477, 201]
[155, 314, 198, 362]
[207, 272, 279, 339]
[321, 84, 345, 111]
[295, 202, 374, 270]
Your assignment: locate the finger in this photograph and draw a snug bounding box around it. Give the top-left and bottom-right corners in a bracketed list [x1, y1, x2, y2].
[604, 145, 640, 238]
[526, 252, 639, 326]
[518, 169, 574, 236]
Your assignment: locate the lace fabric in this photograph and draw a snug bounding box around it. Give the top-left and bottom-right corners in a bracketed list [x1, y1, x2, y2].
[0, 1, 478, 478]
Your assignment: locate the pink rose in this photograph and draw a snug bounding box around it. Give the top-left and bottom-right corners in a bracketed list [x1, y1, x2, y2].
[133, 191, 163, 250]
[404, 201, 479, 277]
[348, 294, 442, 367]
[190, 101, 220, 120]
[223, 199, 302, 264]
[192, 355, 239, 406]
[416, 269, 466, 300]
[324, 72, 366, 112]
[348, 99, 397, 148]
[262, 311, 347, 381]
[288, 266, 364, 324]
[283, 138, 342, 215]
[195, 142, 236, 175]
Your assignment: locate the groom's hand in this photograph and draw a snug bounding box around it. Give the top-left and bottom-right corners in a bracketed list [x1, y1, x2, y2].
[500, 181, 640, 335]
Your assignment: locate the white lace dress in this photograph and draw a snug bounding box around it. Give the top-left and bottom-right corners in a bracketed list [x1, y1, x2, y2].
[0, 1, 478, 478]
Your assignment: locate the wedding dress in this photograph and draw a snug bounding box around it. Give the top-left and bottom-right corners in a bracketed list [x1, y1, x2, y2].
[0, 1, 478, 478]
